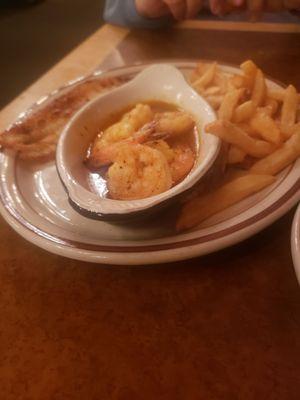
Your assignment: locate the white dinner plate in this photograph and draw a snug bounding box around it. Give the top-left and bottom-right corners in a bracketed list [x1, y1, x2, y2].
[292, 204, 300, 285]
[0, 61, 299, 265]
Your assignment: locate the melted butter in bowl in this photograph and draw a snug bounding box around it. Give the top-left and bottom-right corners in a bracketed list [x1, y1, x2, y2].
[84, 100, 199, 201]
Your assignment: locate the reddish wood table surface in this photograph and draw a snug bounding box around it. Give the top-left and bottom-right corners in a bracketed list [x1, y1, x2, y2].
[0, 22, 300, 399]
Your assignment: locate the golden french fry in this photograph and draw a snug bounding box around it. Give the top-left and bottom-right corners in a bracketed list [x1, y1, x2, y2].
[249, 112, 281, 145]
[205, 95, 224, 110]
[268, 88, 285, 102]
[229, 75, 247, 89]
[237, 123, 260, 137]
[240, 60, 257, 89]
[250, 131, 300, 175]
[264, 98, 279, 116]
[189, 62, 208, 83]
[218, 89, 244, 121]
[233, 100, 255, 123]
[251, 69, 266, 106]
[176, 174, 276, 231]
[227, 145, 246, 164]
[193, 62, 217, 90]
[206, 120, 275, 158]
[213, 72, 229, 94]
[204, 86, 221, 96]
[281, 85, 298, 137]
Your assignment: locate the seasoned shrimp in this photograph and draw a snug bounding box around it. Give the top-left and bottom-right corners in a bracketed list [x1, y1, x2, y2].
[155, 111, 195, 137]
[149, 140, 195, 184]
[87, 121, 160, 168]
[88, 104, 153, 168]
[107, 143, 172, 200]
[169, 144, 195, 184]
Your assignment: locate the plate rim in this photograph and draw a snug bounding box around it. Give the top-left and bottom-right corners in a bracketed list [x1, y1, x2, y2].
[291, 203, 300, 285]
[1, 60, 300, 265]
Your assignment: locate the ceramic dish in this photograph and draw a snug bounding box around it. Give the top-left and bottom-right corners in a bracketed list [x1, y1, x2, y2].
[291, 204, 300, 285]
[0, 61, 299, 265]
[57, 64, 218, 219]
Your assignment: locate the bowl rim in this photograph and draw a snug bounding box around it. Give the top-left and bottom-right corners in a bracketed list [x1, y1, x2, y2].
[56, 64, 220, 218]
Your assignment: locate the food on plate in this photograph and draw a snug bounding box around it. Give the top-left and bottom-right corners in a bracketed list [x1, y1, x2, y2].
[107, 143, 172, 200]
[281, 85, 298, 137]
[233, 100, 255, 123]
[227, 145, 246, 165]
[249, 111, 281, 145]
[179, 59, 300, 230]
[176, 174, 276, 231]
[1, 59, 299, 230]
[0, 76, 125, 161]
[86, 102, 197, 200]
[218, 88, 244, 121]
[250, 131, 300, 175]
[206, 120, 275, 158]
[87, 104, 154, 168]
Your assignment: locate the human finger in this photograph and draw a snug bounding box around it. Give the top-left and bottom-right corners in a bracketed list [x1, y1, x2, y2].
[185, 0, 203, 18]
[163, 0, 187, 20]
[209, 0, 226, 15]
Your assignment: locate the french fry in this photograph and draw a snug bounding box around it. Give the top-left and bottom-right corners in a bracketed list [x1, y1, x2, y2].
[218, 89, 244, 121]
[251, 69, 266, 106]
[237, 123, 259, 138]
[204, 86, 221, 96]
[213, 72, 229, 94]
[206, 120, 275, 158]
[233, 100, 255, 123]
[229, 74, 247, 89]
[240, 60, 257, 89]
[189, 62, 209, 83]
[268, 88, 285, 102]
[281, 122, 300, 139]
[249, 112, 281, 145]
[205, 95, 224, 110]
[176, 174, 276, 231]
[250, 131, 300, 175]
[264, 98, 279, 116]
[193, 63, 217, 90]
[227, 145, 246, 164]
[281, 85, 298, 137]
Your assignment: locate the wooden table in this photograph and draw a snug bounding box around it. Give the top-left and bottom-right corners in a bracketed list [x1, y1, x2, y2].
[0, 21, 300, 399]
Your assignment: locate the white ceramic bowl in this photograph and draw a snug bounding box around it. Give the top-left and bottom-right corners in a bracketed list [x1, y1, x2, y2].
[56, 64, 219, 220]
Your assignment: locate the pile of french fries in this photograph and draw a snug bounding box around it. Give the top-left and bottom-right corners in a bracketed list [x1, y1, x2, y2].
[177, 60, 300, 231]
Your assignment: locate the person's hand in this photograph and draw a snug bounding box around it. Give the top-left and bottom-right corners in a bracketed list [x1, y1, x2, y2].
[209, 0, 244, 16]
[136, 0, 246, 20]
[135, 0, 204, 20]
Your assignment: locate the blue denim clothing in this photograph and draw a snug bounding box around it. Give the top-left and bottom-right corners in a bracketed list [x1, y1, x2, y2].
[103, 0, 171, 28]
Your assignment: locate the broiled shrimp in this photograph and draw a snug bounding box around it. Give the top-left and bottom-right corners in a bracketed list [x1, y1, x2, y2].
[169, 144, 195, 184]
[88, 104, 153, 168]
[149, 140, 195, 184]
[86, 121, 161, 168]
[107, 143, 172, 200]
[155, 111, 195, 137]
